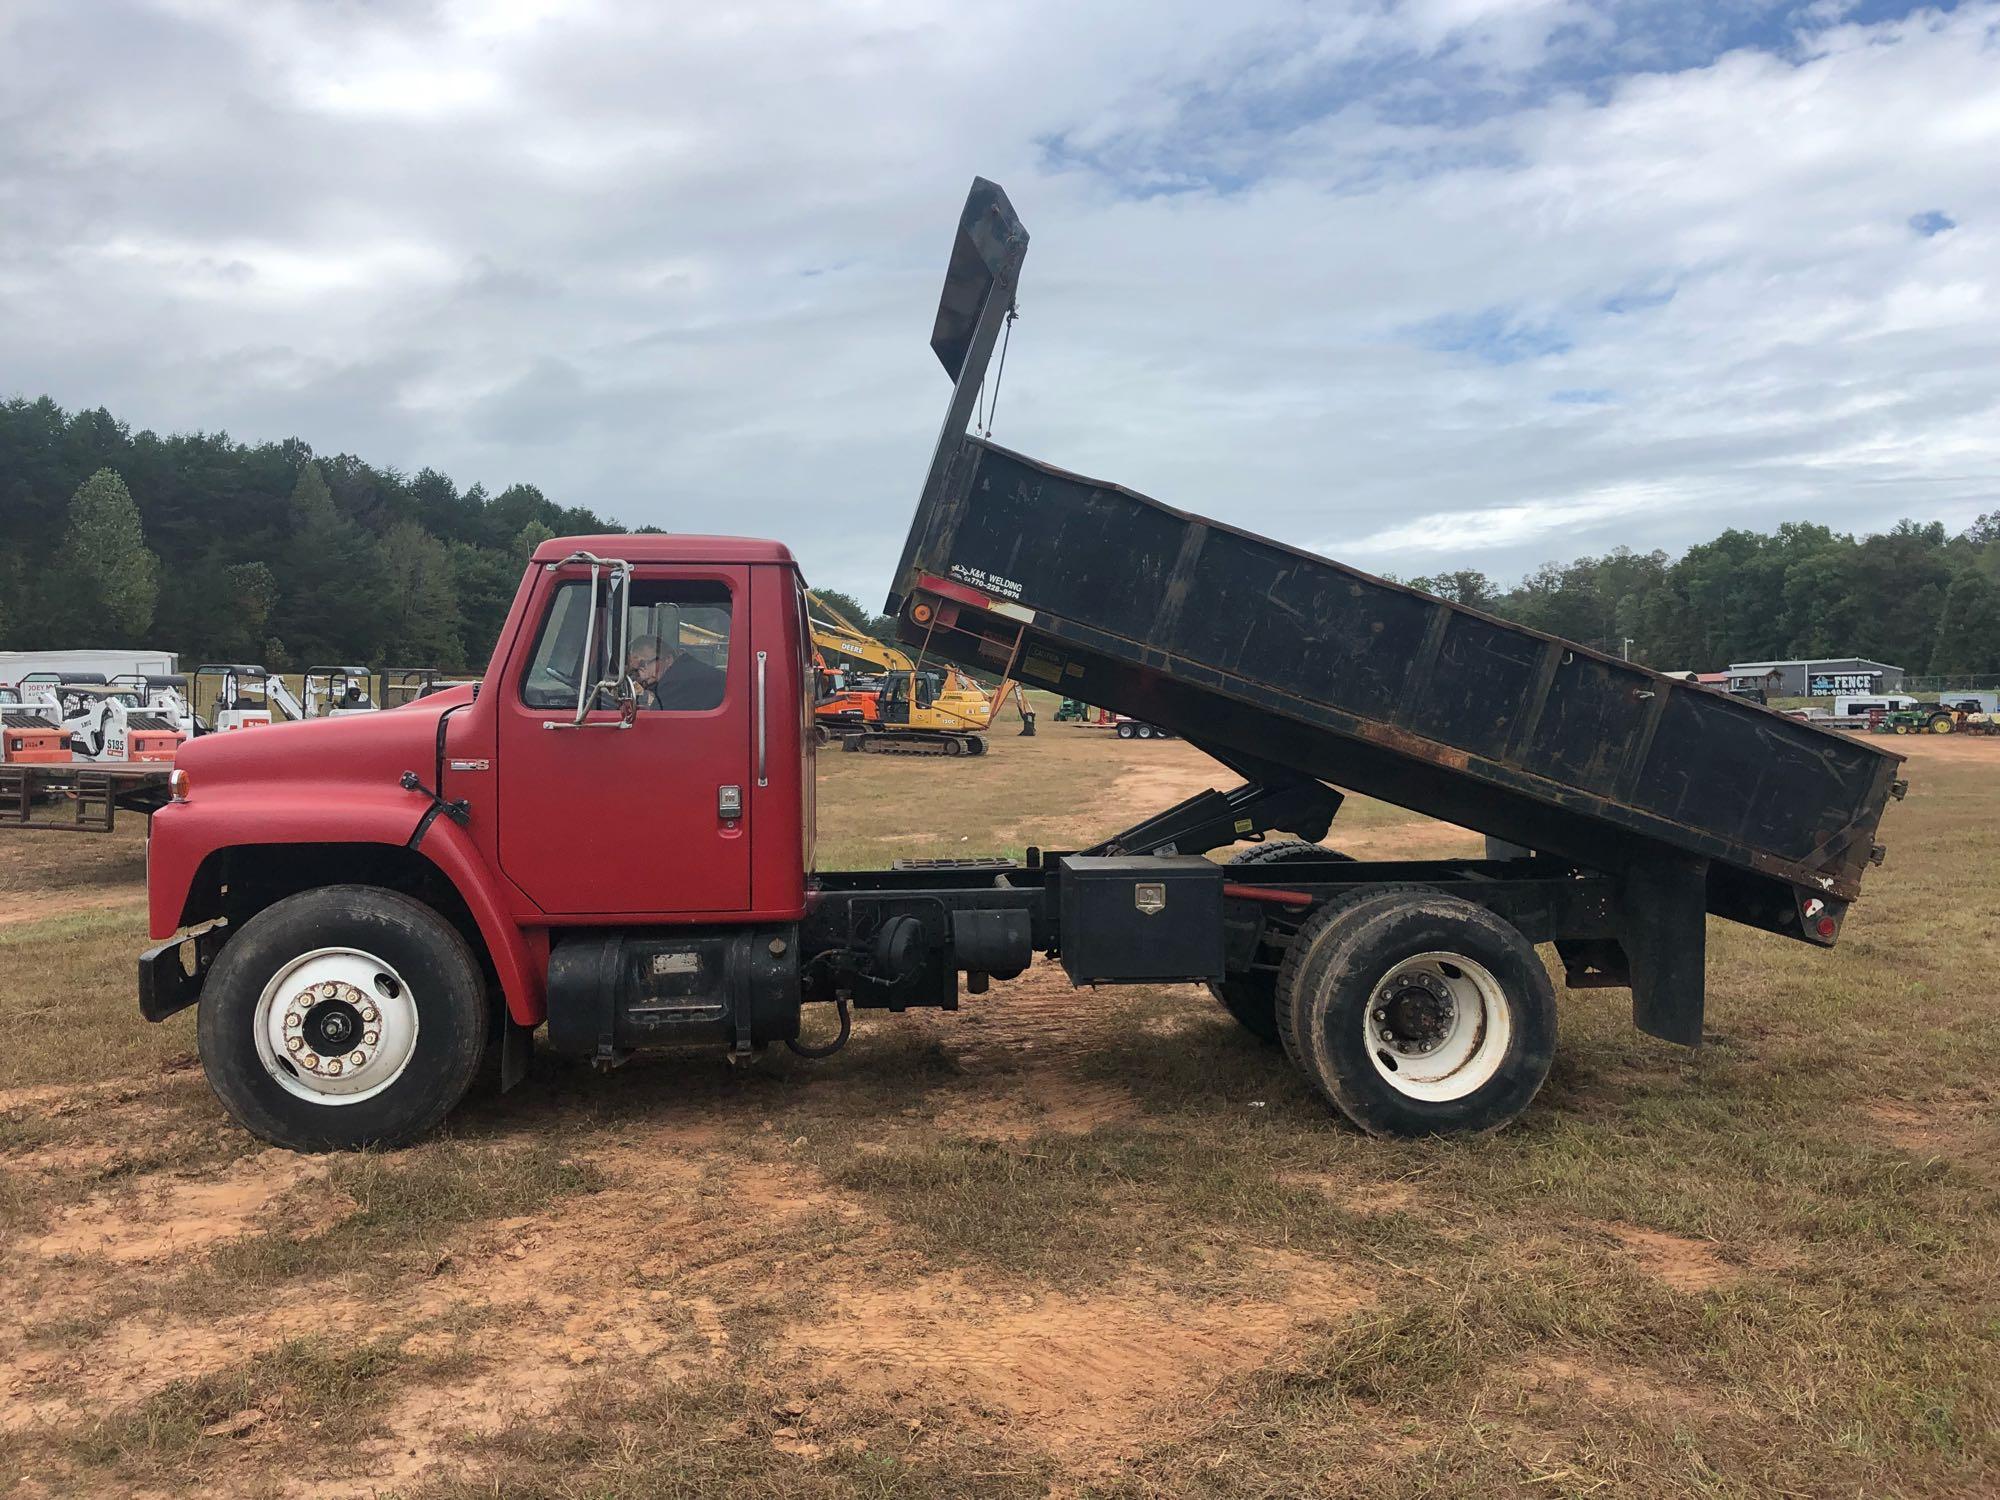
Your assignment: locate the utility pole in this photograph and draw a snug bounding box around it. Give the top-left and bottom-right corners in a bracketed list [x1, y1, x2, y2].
[1621, 637, 1634, 662]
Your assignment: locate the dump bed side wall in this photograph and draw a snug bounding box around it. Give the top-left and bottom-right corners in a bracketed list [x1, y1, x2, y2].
[901, 438, 1900, 907]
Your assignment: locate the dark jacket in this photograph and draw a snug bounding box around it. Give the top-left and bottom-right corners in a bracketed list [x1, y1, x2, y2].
[644, 653, 726, 711]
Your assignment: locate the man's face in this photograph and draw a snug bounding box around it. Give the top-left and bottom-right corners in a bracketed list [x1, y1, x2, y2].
[627, 649, 664, 688]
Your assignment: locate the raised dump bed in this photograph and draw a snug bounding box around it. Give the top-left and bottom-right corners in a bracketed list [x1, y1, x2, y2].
[889, 179, 1905, 989]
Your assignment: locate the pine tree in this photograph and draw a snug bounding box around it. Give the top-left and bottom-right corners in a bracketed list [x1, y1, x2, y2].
[269, 462, 392, 666]
[52, 467, 162, 640]
[380, 521, 465, 669]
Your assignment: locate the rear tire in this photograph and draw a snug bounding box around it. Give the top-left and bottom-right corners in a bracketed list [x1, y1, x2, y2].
[1208, 841, 1352, 1044]
[1278, 891, 1555, 1136]
[196, 885, 490, 1151]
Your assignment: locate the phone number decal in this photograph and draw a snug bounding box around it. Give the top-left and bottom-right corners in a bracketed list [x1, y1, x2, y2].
[948, 563, 1024, 601]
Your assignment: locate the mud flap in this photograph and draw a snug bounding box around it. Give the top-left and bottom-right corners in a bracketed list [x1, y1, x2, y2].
[1619, 856, 1709, 1047]
[499, 1015, 535, 1092]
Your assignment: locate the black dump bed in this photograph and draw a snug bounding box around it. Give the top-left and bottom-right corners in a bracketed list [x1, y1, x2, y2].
[889, 179, 1904, 946]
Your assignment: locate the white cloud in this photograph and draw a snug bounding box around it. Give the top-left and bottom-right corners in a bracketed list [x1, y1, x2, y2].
[2, 0, 1998, 604]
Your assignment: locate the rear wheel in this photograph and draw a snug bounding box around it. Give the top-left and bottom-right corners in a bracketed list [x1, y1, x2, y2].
[1207, 841, 1352, 1044]
[1278, 891, 1555, 1136]
[1930, 714, 1953, 734]
[1116, 722, 1136, 739]
[196, 885, 490, 1151]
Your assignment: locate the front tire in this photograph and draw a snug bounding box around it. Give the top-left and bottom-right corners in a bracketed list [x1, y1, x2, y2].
[196, 886, 491, 1151]
[1278, 891, 1555, 1137]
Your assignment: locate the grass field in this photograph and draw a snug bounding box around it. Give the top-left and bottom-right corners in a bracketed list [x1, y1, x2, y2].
[0, 722, 1995, 1497]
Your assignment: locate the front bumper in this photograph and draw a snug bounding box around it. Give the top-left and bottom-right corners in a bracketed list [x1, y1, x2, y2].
[138, 924, 228, 1022]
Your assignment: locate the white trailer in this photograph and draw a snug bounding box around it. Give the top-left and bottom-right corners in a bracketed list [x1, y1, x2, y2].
[1933, 690, 2000, 714]
[0, 648, 180, 689]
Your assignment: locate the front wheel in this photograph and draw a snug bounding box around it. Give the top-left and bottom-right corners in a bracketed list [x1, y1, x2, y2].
[1278, 891, 1555, 1136]
[196, 886, 491, 1151]
[1116, 722, 1136, 739]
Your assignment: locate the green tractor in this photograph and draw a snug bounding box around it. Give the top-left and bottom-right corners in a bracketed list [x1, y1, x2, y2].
[1054, 698, 1093, 723]
[1873, 704, 1958, 736]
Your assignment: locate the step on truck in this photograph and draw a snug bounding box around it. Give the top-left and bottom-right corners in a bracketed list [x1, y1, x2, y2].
[141, 180, 1906, 1151]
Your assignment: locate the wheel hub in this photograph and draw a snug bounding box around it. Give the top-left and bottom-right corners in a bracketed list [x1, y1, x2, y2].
[255, 948, 418, 1106]
[284, 980, 383, 1079]
[1372, 971, 1455, 1054]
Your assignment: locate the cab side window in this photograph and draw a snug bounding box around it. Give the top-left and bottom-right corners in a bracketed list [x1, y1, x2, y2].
[519, 577, 733, 714]
[624, 581, 731, 713]
[520, 580, 594, 709]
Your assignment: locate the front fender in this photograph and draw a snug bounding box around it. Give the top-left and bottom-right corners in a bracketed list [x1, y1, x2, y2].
[147, 785, 548, 1028]
[147, 786, 428, 938]
[409, 813, 548, 1027]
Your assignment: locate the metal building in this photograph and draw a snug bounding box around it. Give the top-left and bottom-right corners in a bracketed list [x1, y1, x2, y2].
[1726, 658, 1905, 697]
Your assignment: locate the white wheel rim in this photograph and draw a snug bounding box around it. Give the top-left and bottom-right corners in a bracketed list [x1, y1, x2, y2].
[252, 946, 420, 1106]
[1362, 951, 1512, 1102]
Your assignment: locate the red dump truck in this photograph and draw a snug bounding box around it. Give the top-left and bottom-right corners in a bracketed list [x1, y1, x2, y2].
[140, 181, 1904, 1151]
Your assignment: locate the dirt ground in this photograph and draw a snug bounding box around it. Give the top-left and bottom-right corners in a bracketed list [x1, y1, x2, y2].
[1, 726, 1996, 1497]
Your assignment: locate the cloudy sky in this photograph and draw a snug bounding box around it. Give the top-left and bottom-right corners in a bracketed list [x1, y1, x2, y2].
[4, 1, 1997, 602]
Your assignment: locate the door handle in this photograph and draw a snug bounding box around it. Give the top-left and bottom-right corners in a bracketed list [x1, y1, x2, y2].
[719, 785, 742, 818]
[755, 650, 768, 787]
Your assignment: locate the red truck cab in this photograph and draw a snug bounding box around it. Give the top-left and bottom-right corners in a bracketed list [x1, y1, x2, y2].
[144, 536, 826, 1147]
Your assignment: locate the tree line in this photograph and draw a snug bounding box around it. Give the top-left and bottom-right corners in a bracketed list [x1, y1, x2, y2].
[1398, 514, 2000, 680]
[2, 395, 1996, 681]
[0, 397, 625, 672]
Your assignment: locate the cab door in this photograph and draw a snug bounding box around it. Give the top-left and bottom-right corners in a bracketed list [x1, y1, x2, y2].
[499, 564, 752, 916]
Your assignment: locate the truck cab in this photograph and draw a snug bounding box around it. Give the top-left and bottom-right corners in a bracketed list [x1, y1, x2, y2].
[143, 536, 830, 1149]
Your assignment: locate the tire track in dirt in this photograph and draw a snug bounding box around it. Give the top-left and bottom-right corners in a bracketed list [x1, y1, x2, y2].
[918, 959, 1159, 1143]
[2, 1129, 883, 1490]
[789, 1250, 1370, 1456]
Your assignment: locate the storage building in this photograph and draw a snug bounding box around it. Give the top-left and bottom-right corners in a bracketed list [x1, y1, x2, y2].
[1725, 658, 1904, 697]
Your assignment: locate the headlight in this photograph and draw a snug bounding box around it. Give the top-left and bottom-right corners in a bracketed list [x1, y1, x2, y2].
[168, 769, 190, 801]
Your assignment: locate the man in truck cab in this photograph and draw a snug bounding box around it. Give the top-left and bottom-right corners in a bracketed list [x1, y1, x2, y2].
[625, 633, 725, 711]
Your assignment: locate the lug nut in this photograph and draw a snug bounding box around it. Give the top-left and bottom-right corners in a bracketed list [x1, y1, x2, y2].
[326, 1059, 343, 1076]
[362, 1029, 378, 1046]
[321, 982, 339, 998]
[349, 1050, 366, 1066]
[360, 1005, 378, 1024]
[287, 1035, 305, 1053]
[301, 1051, 320, 1070]
[286, 1012, 303, 1029]
[1373, 1009, 1387, 1022]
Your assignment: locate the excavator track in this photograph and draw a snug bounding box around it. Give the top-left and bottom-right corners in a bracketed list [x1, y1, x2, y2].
[845, 732, 987, 757]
